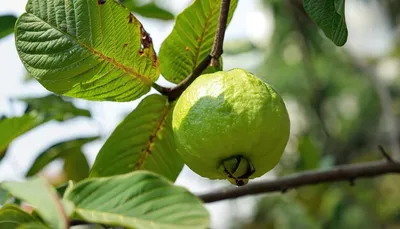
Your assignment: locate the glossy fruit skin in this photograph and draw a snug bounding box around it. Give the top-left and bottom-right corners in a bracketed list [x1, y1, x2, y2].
[172, 69, 290, 184]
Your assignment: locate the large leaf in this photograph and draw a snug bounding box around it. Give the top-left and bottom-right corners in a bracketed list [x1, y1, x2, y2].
[159, 0, 238, 83]
[121, 1, 174, 20]
[0, 115, 40, 160]
[0, 15, 17, 39]
[1, 178, 68, 229]
[303, 0, 348, 46]
[65, 171, 209, 229]
[0, 204, 44, 229]
[90, 94, 183, 181]
[15, 0, 159, 102]
[21, 95, 91, 122]
[26, 137, 98, 182]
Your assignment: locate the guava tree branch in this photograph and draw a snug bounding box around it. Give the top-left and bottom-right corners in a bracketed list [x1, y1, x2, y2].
[164, 0, 231, 101]
[197, 160, 400, 203]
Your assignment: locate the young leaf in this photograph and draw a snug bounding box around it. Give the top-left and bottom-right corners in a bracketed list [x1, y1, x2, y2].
[159, 0, 238, 83]
[65, 171, 210, 229]
[303, 0, 348, 46]
[21, 95, 91, 122]
[0, 115, 40, 161]
[1, 178, 69, 229]
[0, 15, 17, 39]
[0, 204, 45, 228]
[15, 0, 159, 102]
[90, 94, 183, 182]
[26, 137, 98, 181]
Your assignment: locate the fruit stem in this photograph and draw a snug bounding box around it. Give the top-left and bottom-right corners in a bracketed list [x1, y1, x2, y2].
[218, 155, 255, 186]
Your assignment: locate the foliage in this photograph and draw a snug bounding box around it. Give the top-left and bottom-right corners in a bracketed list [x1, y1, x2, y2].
[1, 0, 400, 228]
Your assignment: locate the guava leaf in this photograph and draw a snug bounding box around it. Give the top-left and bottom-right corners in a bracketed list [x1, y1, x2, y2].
[303, 0, 348, 46]
[21, 95, 91, 122]
[159, 0, 238, 83]
[26, 137, 98, 181]
[1, 177, 69, 229]
[65, 171, 209, 229]
[0, 15, 17, 39]
[0, 204, 44, 228]
[0, 115, 41, 161]
[90, 94, 183, 182]
[15, 0, 159, 102]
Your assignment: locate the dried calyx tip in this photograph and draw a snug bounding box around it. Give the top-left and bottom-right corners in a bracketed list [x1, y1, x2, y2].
[218, 155, 255, 186]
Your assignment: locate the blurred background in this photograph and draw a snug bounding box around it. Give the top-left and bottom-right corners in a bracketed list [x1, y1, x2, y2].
[1, 0, 400, 228]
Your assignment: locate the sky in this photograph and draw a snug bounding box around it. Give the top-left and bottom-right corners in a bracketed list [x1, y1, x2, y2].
[0, 0, 396, 228]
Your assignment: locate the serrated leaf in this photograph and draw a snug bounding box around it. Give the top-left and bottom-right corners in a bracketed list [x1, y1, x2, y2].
[0, 204, 43, 229]
[159, 0, 238, 83]
[15, 0, 159, 102]
[0, 115, 40, 161]
[303, 0, 348, 46]
[65, 171, 209, 229]
[0, 15, 17, 39]
[21, 95, 91, 122]
[26, 137, 98, 180]
[1, 178, 68, 229]
[90, 94, 183, 181]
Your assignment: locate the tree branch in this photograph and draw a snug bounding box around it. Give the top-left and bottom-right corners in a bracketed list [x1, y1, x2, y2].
[197, 160, 400, 203]
[166, 0, 231, 101]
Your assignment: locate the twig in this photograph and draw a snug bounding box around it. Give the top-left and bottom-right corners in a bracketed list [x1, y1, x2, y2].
[378, 145, 394, 163]
[166, 0, 231, 101]
[197, 160, 400, 203]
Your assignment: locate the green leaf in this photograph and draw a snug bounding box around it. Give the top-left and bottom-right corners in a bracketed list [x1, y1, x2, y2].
[1, 177, 69, 229]
[159, 0, 238, 83]
[0, 188, 8, 205]
[303, 0, 348, 46]
[0, 15, 17, 39]
[122, 1, 174, 20]
[26, 137, 98, 181]
[90, 94, 183, 182]
[0, 115, 40, 161]
[63, 150, 90, 182]
[296, 136, 321, 170]
[21, 95, 91, 122]
[17, 223, 50, 229]
[65, 171, 209, 229]
[0, 204, 43, 229]
[15, 0, 160, 102]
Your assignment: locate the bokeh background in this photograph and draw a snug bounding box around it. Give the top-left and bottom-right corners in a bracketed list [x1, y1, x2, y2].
[1, 0, 400, 228]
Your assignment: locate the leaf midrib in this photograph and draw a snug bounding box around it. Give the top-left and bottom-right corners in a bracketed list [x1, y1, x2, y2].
[135, 103, 170, 170]
[192, 0, 218, 67]
[25, 12, 153, 86]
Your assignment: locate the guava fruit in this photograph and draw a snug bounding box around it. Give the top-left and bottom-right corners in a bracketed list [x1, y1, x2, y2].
[172, 68, 290, 186]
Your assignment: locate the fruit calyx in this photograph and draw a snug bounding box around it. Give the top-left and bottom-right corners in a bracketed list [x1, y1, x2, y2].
[218, 155, 255, 186]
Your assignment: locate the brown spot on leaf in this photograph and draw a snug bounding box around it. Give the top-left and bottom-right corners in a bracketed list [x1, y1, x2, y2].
[185, 46, 190, 51]
[139, 25, 153, 55]
[123, 43, 128, 48]
[128, 13, 134, 24]
[98, 0, 106, 5]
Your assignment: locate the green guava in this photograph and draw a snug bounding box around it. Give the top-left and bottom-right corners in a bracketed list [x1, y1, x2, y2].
[172, 68, 290, 186]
